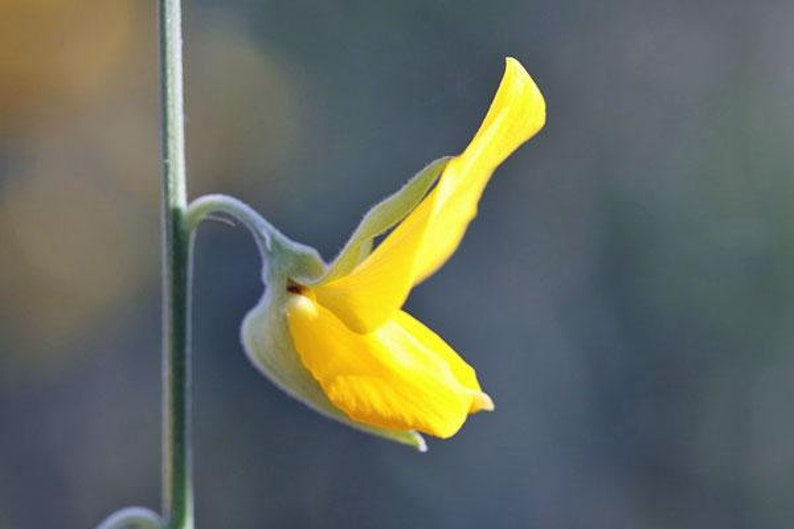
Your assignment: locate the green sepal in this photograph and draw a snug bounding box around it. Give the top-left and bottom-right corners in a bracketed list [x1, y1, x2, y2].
[313, 156, 450, 284]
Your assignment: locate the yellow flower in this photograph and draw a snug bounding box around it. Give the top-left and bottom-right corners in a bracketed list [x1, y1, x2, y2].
[241, 58, 545, 450]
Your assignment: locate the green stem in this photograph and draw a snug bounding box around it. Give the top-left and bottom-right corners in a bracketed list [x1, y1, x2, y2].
[187, 194, 285, 254]
[159, 0, 193, 528]
[186, 194, 326, 286]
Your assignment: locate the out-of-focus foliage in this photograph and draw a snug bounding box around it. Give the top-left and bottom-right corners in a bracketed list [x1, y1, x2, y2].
[0, 0, 135, 132]
[1, 1, 793, 528]
[0, 4, 299, 375]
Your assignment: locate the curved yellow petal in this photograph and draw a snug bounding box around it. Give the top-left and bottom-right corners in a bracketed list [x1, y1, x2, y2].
[390, 310, 492, 411]
[242, 285, 427, 450]
[312, 58, 545, 332]
[286, 294, 490, 438]
[390, 57, 546, 284]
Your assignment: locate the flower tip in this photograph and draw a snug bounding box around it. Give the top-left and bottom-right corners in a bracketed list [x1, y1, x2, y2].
[471, 391, 495, 413]
[413, 433, 428, 453]
[504, 56, 521, 69]
[503, 56, 546, 129]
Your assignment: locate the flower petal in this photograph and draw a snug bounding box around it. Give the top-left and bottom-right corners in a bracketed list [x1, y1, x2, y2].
[383, 57, 546, 284]
[391, 310, 494, 413]
[312, 58, 545, 332]
[242, 285, 427, 451]
[286, 294, 490, 438]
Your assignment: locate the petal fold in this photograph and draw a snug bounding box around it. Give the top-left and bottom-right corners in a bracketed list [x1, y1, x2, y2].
[242, 286, 427, 451]
[286, 294, 490, 438]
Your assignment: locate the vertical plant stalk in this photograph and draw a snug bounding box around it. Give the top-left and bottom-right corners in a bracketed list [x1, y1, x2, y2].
[159, 0, 193, 528]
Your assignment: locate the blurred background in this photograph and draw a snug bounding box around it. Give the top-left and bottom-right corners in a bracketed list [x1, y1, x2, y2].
[1, 1, 793, 527]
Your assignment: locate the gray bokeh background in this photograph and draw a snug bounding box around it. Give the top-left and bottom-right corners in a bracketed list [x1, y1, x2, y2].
[2, 1, 793, 527]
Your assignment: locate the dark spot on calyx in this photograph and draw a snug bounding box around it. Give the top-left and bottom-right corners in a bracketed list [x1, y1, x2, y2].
[287, 282, 305, 295]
